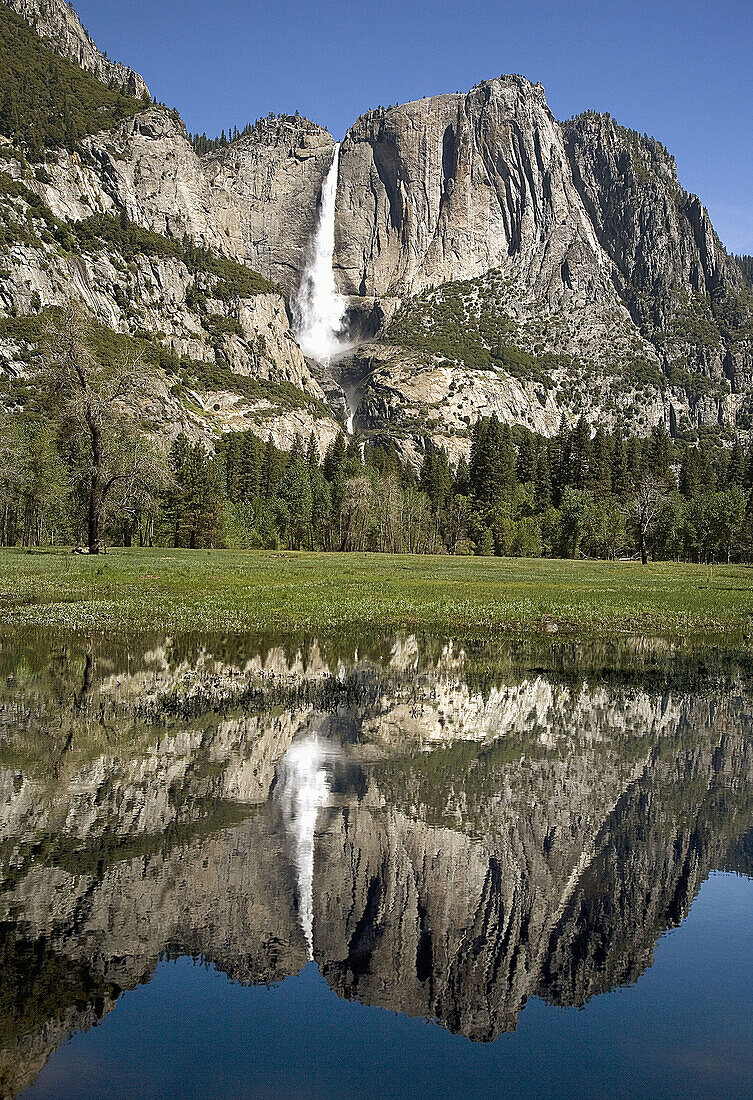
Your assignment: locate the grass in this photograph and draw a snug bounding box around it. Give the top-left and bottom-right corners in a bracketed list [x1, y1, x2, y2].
[0, 548, 752, 642]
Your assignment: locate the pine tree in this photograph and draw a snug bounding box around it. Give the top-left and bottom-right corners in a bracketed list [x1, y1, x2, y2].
[278, 449, 312, 550]
[224, 433, 242, 501]
[306, 433, 320, 474]
[533, 447, 552, 511]
[548, 427, 565, 507]
[239, 433, 262, 499]
[420, 441, 452, 518]
[587, 427, 612, 495]
[470, 414, 515, 505]
[679, 446, 714, 497]
[567, 417, 592, 490]
[649, 425, 673, 480]
[454, 455, 470, 497]
[345, 430, 364, 471]
[498, 423, 516, 493]
[625, 436, 644, 491]
[262, 436, 276, 499]
[323, 433, 347, 482]
[169, 437, 224, 548]
[515, 432, 536, 484]
[727, 440, 746, 487]
[611, 431, 629, 499]
[744, 443, 753, 491]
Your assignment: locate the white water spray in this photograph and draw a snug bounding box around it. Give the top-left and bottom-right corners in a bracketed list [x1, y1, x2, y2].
[276, 736, 330, 959]
[293, 144, 347, 363]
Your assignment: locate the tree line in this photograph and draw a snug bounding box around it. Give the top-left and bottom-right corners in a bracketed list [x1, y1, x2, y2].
[188, 113, 307, 156]
[2, 308, 753, 563]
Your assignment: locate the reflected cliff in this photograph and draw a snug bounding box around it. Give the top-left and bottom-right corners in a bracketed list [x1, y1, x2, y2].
[0, 630, 751, 1094]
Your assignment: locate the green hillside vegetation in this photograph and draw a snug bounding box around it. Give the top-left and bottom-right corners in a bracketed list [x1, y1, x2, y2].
[0, 181, 311, 423]
[0, 5, 148, 158]
[617, 122, 680, 192]
[0, 189, 287, 402]
[383, 272, 663, 390]
[188, 114, 312, 156]
[0, 168, 78, 252]
[72, 213, 280, 298]
[565, 113, 753, 362]
[712, 284, 753, 346]
[0, 180, 278, 300]
[189, 122, 259, 155]
[0, 308, 322, 416]
[385, 272, 568, 384]
[654, 290, 722, 352]
[734, 255, 753, 289]
[385, 254, 746, 410]
[564, 112, 679, 193]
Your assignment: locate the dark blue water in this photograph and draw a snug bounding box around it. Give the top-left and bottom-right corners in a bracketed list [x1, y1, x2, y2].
[23, 873, 753, 1100]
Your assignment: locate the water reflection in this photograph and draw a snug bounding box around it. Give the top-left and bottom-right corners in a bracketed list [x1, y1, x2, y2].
[276, 736, 332, 958]
[0, 631, 751, 1094]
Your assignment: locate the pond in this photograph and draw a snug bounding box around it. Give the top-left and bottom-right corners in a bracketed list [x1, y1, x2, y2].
[0, 630, 751, 1098]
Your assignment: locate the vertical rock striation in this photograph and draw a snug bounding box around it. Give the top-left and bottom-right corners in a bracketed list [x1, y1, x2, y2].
[2, 0, 752, 448]
[205, 116, 335, 296]
[335, 77, 611, 305]
[563, 112, 753, 420]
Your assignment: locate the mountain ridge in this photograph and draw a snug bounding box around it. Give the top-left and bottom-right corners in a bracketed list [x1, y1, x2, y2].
[0, 0, 751, 462]
[4, 0, 149, 98]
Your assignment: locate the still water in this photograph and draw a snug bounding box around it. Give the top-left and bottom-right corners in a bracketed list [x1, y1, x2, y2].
[0, 631, 751, 1098]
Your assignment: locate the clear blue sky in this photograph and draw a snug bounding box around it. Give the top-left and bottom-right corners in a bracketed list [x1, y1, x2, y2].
[74, 0, 752, 255]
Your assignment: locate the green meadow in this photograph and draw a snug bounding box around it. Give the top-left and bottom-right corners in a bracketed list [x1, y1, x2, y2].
[1, 548, 752, 642]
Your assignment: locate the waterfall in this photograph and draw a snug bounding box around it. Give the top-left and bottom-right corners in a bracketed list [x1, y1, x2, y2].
[293, 143, 347, 364]
[276, 736, 330, 960]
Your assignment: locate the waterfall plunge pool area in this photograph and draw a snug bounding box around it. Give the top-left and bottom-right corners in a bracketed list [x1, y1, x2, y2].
[1, 627, 752, 1099]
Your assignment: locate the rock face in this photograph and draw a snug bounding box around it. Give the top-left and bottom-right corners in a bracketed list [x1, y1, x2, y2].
[563, 113, 736, 316]
[540, 731, 753, 1008]
[563, 113, 753, 418]
[329, 79, 752, 447]
[0, 165, 338, 451]
[335, 78, 609, 302]
[85, 108, 240, 255]
[0, 1, 345, 451]
[1, 0, 752, 457]
[4, 0, 149, 98]
[204, 116, 335, 296]
[81, 109, 336, 295]
[315, 722, 753, 1041]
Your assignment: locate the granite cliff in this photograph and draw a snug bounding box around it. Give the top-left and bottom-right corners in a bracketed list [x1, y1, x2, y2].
[0, 1, 342, 453]
[335, 78, 610, 301]
[329, 83, 752, 453]
[1, 0, 751, 462]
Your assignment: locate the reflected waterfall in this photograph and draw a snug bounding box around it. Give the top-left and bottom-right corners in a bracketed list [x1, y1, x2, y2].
[276, 736, 330, 959]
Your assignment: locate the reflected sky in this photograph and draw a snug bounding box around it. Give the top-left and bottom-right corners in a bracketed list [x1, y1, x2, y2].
[22, 874, 753, 1100]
